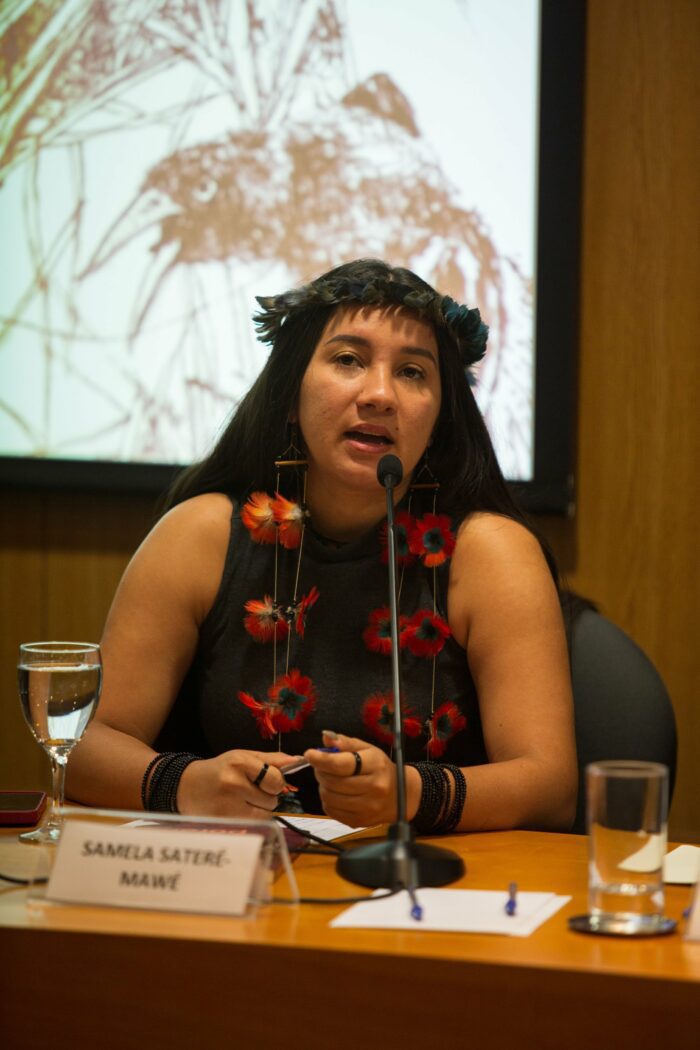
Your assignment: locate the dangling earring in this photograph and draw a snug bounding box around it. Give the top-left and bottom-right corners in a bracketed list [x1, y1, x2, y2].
[270, 423, 310, 716]
[238, 422, 317, 758]
[409, 451, 440, 510]
[274, 421, 308, 476]
[407, 449, 459, 760]
[273, 421, 309, 539]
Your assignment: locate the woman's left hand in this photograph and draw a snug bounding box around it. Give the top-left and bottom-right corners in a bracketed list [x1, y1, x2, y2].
[305, 730, 417, 827]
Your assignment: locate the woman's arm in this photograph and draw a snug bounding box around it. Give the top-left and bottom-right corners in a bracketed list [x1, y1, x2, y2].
[441, 513, 577, 831]
[308, 513, 577, 832]
[67, 493, 298, 815]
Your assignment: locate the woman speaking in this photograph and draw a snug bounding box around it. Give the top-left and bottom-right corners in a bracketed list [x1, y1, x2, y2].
[67, 258, 576, 835]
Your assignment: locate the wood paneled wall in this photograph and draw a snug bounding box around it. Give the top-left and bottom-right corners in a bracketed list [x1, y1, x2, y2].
[1, 1, 699, 839]
[0, 492, 156, 790]
[540, 0, 700, 841]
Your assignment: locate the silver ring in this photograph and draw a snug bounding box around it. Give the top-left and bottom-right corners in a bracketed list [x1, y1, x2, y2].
[351, 752, 362, 777]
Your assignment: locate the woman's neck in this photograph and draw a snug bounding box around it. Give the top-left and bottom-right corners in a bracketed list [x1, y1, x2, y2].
[305, 477, 409, 543]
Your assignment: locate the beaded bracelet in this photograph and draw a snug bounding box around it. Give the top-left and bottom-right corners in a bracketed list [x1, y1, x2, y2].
[438, 763, 467, 834]
[150, 752, 201, 813]
[147, 752, 188, 812]
[140, 753, 166, 810]
[409, 761, 468, 835]
[409, 762, 446, 834]
[142, 751, 202, 813]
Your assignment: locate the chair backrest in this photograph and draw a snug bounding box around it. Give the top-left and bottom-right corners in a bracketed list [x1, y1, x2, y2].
[569, 608, 677, 834]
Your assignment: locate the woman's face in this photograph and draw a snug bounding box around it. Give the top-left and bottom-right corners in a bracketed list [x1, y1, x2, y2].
[296, 305, 442, 499]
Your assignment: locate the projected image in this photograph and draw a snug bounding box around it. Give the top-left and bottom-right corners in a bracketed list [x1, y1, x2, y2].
[0, 0, 538, 479]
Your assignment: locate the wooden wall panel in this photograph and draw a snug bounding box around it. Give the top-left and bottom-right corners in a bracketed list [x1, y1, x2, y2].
[0, 491, 154, 791]
[1, 1, 698, 839]
[540, 0, 700, 841]
[0, 491, 46, 787]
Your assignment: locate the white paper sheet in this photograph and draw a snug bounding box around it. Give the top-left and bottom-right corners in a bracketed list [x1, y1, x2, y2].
[663, 845, 700, 885]
[618, 834, 665, 872]
[330, 888, 571, 937]
[128, 815, 367, 842]
[277, 816, 371, 842]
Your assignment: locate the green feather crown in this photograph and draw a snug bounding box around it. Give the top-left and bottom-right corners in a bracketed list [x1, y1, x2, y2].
[253, 275, 488, 369]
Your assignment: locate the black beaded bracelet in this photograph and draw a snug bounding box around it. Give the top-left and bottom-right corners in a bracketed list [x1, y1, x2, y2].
[437, 764, 467, 834]
[140, 753, 165, 810]
[409, 761, 468, 835]
[148, 752, 187, 812]
[409, 762, 445, 834]
[152, 752, 201, 813]
[142, 751, 201, 813]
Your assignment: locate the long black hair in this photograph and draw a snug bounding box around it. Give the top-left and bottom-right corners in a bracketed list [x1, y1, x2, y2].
[162, 258, 557, 579]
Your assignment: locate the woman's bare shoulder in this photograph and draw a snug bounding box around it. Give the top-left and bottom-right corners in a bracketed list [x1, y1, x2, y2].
[454, 511, 544, 566]
[119, 493, 235, 621]
[448, 512, 557, 645]
[153, 492, 234, 544]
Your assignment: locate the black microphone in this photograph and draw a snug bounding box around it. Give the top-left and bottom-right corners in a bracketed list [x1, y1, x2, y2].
[377, 453, 403, 489]
[336, 454, 465, 894]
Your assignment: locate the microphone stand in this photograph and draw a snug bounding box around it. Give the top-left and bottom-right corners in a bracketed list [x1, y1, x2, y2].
[336, 457, 465, 893]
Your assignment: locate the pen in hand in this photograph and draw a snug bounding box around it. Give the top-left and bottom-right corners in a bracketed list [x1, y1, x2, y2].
[281, 746, 340, 777]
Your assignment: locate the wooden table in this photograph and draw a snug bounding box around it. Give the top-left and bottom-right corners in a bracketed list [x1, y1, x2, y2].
[1, 826, 698, 1050]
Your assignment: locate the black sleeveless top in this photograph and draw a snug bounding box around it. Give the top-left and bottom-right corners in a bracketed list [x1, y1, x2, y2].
[158, 501, 487, 812]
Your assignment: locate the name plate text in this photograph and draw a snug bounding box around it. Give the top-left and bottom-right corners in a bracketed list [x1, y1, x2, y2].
[47, 819, 264, 916]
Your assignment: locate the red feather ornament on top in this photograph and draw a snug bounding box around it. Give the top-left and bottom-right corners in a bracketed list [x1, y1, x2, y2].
[408, 513, 456, 567]
[241, 492, 306, 548]
[238, 691, 278, 739]
[271, 494, 305, 549]
[426, 701, 467, 757]
[362, 691, 423, 745]
[267, 669, 316, 731]
[243, 595, 289, 642]
[402, 608, 451, 658]
[241, 492, 277, 544]
[362, 606, 408, 655]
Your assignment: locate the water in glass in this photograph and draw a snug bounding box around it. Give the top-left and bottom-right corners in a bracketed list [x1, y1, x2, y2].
[17, 642, 102, 844]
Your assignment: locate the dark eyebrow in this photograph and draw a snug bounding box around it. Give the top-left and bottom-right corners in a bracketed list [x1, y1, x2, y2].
[324, 333, 437, 365]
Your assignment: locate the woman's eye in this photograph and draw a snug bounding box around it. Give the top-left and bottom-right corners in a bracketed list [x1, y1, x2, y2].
[335, 352, 360, 368]
[400, 365, 425, 381]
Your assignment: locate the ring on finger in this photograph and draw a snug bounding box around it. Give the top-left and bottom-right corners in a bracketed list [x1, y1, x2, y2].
[351, 751, 362, 777]
[253, 762, 270, 787]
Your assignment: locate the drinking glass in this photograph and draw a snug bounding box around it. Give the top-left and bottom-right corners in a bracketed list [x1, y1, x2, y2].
[583, 759, 674, 935]
[17, 641, 102, 844]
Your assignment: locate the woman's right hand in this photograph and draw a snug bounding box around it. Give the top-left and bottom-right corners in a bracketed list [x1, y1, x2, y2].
[175, 750, 302, 818]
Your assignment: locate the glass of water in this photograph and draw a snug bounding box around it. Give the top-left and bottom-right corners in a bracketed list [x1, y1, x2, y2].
[17, 641, 102, 844]
[585, 759, 673, 935]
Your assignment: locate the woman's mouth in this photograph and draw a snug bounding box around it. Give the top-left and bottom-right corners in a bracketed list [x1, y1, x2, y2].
[344, 429, 394, 452]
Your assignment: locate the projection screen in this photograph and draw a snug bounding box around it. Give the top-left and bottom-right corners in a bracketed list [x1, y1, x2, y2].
[1, 1, 580, 506]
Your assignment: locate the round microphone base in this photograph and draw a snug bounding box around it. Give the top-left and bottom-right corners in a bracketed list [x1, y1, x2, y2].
[336, 838, 465, 889]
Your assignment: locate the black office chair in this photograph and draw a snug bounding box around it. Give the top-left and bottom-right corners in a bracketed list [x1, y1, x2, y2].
[566, 599, 677, 834]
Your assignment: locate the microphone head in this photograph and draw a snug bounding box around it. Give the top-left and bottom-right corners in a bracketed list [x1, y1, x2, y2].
[377, 454, 403, 488]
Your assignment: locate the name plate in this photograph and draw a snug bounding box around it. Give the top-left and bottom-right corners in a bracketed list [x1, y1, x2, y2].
[46, 819, 264, 916]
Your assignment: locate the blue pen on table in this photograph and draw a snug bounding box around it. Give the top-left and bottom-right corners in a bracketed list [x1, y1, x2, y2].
[409, 887, 423, 921]
[505, 881, 518, 917]
[281, 746, 340, 777]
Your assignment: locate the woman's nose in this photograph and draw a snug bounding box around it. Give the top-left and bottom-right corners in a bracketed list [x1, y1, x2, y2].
[357, 367, 396, 411]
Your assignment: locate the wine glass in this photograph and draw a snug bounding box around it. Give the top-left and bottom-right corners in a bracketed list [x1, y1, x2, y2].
[17, 641, 102, 844]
